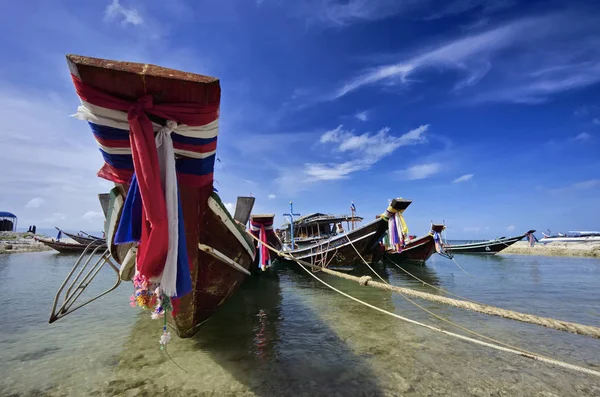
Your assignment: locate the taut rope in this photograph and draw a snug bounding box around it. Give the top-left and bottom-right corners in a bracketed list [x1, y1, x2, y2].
[246, 232, 600, 378]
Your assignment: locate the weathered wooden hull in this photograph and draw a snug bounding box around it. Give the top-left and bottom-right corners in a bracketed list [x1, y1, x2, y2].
[68, 55, 255, 339]
[61, 230, 105, 246]
[36, 238, 90, 254]
[175, 188, 255, 337]
[286, 218, 388, 266]
[385, 234, 437, 264]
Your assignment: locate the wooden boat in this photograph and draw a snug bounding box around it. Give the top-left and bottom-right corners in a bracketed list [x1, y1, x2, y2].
[280, 199, 411, 267]
[55, 227, 105, 246]
[49, 55, 256, 339]
[36, 237, 92, 254]
[446, 230, 536, 254]
[385, 224, 451, 264]
[249, 214, 282, 273]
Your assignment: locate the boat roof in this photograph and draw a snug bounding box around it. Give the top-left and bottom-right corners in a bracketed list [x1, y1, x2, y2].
[282, 212, 363, 228]
[250, 214, 275, 222]
[0, 211, 16, 218]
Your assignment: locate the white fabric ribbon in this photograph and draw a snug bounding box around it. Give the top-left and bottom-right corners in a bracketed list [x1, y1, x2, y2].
[154, 120, 179, 297]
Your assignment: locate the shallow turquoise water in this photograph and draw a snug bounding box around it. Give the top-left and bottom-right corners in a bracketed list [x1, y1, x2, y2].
[0, 251, 599, 396]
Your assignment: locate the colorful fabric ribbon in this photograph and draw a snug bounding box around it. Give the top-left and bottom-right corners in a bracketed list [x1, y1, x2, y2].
[71, 75, 216, 296]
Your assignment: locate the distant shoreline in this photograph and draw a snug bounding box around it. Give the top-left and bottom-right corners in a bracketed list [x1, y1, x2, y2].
[0, 232, 52, 254]
[501, 241, 600, 258]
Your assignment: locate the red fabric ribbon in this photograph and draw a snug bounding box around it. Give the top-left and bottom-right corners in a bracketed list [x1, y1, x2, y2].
[71, 75, 219, 279]
[259, 224, 269, 269]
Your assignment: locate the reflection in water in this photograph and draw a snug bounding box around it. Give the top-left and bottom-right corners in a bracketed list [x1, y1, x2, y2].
[1, 252, 600, 396]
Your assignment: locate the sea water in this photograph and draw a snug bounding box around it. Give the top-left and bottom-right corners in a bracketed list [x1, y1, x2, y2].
[0, 251, 599, 396]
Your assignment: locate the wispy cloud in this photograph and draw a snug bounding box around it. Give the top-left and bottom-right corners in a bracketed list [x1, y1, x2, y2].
[82, 211, 104, 222]
[355, 110, 368, 121]
[574, 132, 591, 142]
[334, 12, 600, 104]
[593, 118, 600, 125]
[268, 194, 277, 199]
[290, 0, 514, 28]
[396, 163, 441, 180]
[550, 179, 600, 193]
[506, 225, 515, 232]
[306, 124, 429, 180]
[25, 197, 45, 208]
[572, 179, 600, 190]
[453, 174, 474, 183]
[105, 0, 144, 26]
[299, 0, 410, 28]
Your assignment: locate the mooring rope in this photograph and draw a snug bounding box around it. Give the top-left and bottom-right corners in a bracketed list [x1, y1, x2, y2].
[383, 254, 483, 305]
[247, 233, 600, 377]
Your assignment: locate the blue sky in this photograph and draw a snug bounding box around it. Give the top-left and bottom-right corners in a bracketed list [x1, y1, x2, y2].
[1, 0, 599, 238]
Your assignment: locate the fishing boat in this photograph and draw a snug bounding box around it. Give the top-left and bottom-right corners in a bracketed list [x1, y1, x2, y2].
[55, 227, 105, 246]
[384, 223, 453, 264]
[539, 230, 600, 244]
[35, 237, 92, 254]
[280, 199, 411, 266]
[446, 230, 536, 254]
[49, 55, 256, 340]
[249, 214, 282, 273]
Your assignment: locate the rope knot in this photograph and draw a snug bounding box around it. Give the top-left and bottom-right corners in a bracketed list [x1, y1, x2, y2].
[358, 276, 372, 286]
[128, 94, 154, 117]
[159, 120, 178, 135]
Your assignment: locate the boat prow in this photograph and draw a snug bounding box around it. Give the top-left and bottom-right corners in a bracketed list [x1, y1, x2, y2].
[49, 54, 257, 339]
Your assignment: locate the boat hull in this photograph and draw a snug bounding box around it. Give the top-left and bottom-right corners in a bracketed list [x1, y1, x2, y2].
[285, 218, 388, 266]
[448, 236, 522, 254]
[36, 238, 90, 254]
[385, 234, 437, 264]
[61, 230, 105, 246]
[169, 187, 255, 338]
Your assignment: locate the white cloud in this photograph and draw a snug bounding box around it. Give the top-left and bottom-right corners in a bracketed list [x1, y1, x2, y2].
[593, 118, 600, 125]
[25, 197, 45, 208]
[453, 174, 474, 183]
[334, 13, 600, 104]
[355, 110, 368, 121]
[292, 0, 513, 28]
[572, 179, 600, 190]
[268, 194, 277, 199]
[42, 213, 67, 225]
[396, 163, 441, 181]
[0, 83, 113, 230]
[574, 132, 591, 141]
[506, 225, 515, 232]
[82, 211, 104, 222]
[550, 179, 600, 193]
[307, 124, 429, 180]
[105, 0, 144, 26]
[224, 202, 235, 214]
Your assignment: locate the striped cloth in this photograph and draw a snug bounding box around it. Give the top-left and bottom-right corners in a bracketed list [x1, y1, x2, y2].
[70, 74, 219, 297]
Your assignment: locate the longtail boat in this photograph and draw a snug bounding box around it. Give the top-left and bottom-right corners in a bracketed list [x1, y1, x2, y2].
[55, 227, 105, 246]
[280, 199, 411, 267]
[49, 55, 256, 341]
[249, 214, 282, 273]
[36, 237, 92, 254]
[446, 230, 536, 254]
[384, 223, 453, 265]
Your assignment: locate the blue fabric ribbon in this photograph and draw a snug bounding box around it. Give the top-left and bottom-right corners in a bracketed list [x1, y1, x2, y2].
[175, 190, 192, 297]
[114, 173, 142, 244]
